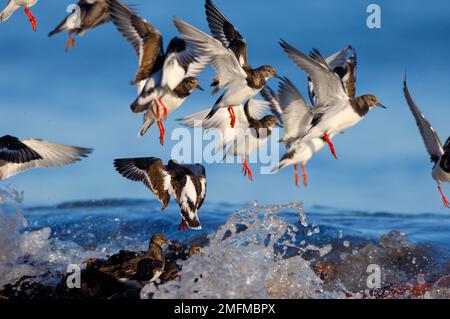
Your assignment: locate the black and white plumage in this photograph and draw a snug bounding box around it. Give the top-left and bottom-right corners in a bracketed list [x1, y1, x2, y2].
[107, 0, 163, 87]
[0, 135, 92, 181]
[404, 77, 450, 208]
[204, 0, 248, 68]
[132, 37, 209, 142]
[108, 0, 208, 145]
[173, 4, 279, 126]
[261, 78, 326, 187]
[280, 40, 385, 160]
[49, 0, 111, 51]
[114, 157, 207, 230]
[179, 99, 280, 181]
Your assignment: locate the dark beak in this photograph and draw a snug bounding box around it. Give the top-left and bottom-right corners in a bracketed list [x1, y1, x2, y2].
[197, 85, 205, 91]
[274, 73, 282, 80]
[376, 102, 387, 109]
[276, 122, 283, 128]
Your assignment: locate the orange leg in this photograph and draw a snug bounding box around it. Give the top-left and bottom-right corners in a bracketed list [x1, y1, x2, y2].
[228, 106, 236, 128]
[179, 219, 188, 231]
[323, 133, 337, 159]
[294, 164, 300, 187]
[153, 99, 160, 117]
[24, 7, 37, 32]
[242, 157, 253, 181]
[438, 183, 449, 208]
[158, 97, 168, 119]
[157, 120, 165, 146]
[301, 164, 308, 187]
[64, 31, 75, 52]
[153, 101, 165, 145]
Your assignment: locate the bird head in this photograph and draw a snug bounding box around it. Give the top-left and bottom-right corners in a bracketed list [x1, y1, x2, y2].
[261, 115, 283, 128]
[180, 77, 204, 92]
[150, 234, 172, 247]
[363, 95, 386, 109]
[259, 65, 280, 80]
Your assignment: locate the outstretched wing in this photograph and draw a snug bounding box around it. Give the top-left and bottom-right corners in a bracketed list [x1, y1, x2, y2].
[161, 38, 211, 91]
[0, 139, 92, 181]
[0, 135, 42, 164]
[403, 78, 444, 163]
[173, 17, 247, 93]
[205, 0, 248, 67]
[108, 0, 163, 84]
[308, 46, 356, 104]
[114, 157, 171, 209]
[260, 86, 283, 123]
[278, 77, 313, 144]
[280, 40, 348, 115]
[179, 99, 270, 150]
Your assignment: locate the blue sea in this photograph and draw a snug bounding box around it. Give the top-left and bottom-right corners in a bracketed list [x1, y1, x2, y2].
[1, 188, 449, 298]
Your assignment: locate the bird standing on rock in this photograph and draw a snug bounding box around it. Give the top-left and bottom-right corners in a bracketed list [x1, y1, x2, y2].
[99, 234, 171, 287]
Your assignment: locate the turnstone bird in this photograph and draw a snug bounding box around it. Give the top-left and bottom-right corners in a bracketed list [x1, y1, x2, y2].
[261, 78, 322, 187]
[0, 0, 37, 31]
[49, 0, 111, 51]
[99, 234, 171, 287]
[0, 135, 92, 181]
[173, 2, 280, 128]
[114, 157, 207, 230]
[280, 40, 386, 159]
[108, 0, 207, 145]
[404, 77, 450, 208]
[180, 99, 280, 180]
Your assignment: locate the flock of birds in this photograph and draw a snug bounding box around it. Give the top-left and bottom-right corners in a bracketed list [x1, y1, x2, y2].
[1, 0, 449, 233]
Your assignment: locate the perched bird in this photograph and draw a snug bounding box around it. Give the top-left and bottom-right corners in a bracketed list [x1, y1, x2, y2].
[261, 78, 322, 187]
[280, 40, 386, 159]
[0, 0, 37, 31]
[404, 77, 450, 208]
[99, 234, 171, 287]
[180, 99, 280, 180]
[114, 157, 207, 230]
[0, 135, 92, 181]
[108, 0, 207, 145]
[173, 2, 279, 128]
[49, 0, 111, 51]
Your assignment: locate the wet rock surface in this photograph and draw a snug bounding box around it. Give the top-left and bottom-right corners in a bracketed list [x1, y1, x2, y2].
[0, 236, 206, 300]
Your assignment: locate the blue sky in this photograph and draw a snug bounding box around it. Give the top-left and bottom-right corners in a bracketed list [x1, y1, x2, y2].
[1, 0, 450, 213]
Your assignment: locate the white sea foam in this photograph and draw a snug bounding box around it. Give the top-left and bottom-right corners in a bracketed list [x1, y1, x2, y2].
[141, 202, 339, 299]
[0, 188, 103, 289]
